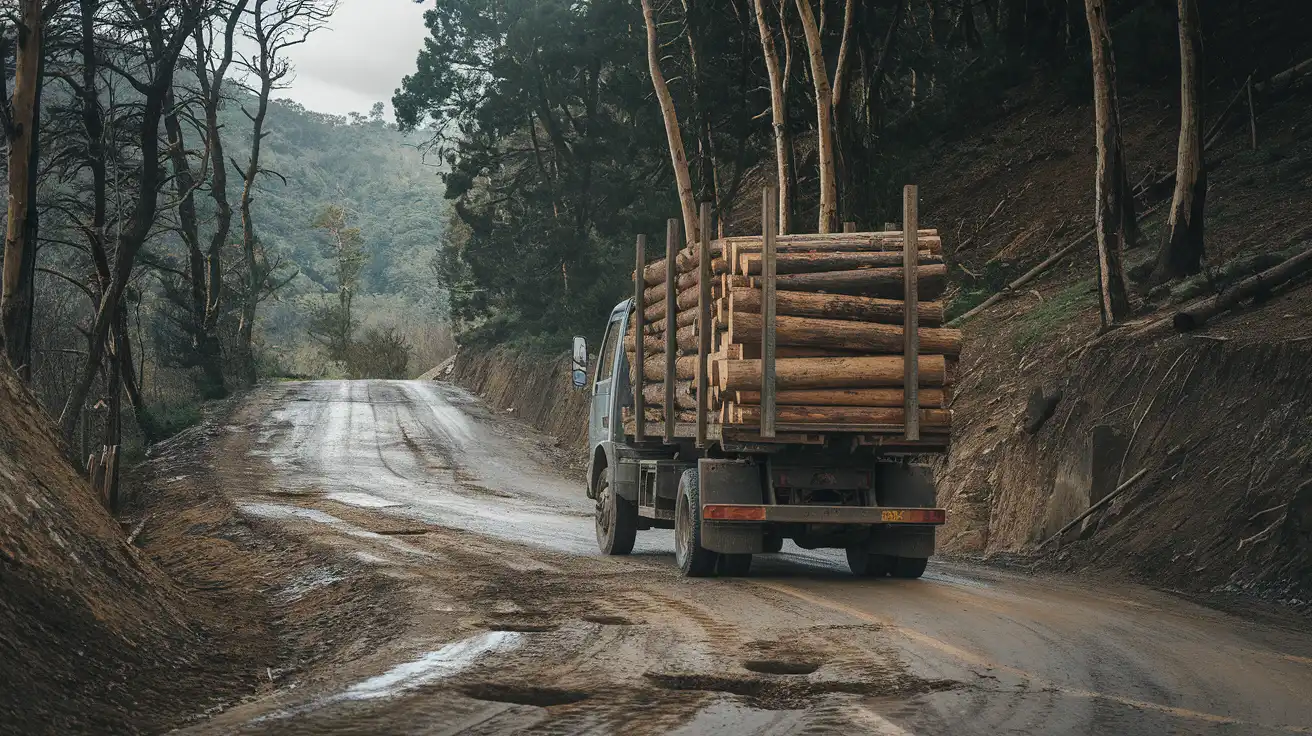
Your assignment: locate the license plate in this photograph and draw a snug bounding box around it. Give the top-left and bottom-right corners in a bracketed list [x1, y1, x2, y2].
[881, 509, 907, 522]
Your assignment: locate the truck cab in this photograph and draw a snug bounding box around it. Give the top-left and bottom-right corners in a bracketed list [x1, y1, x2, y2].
[576, 299, 946, 579]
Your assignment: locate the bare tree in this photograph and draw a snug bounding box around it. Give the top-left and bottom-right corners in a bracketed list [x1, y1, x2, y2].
[1084, 0, 1133, 328]
[639, 0, 699, 247]
[58, 0, 210, 442]
[233, 0, 335, 384]
[794, 0, 841, 233]
[753, 0, 791, 233]
[1152, 0, 1206, 283]
[2, 0, 46, 377]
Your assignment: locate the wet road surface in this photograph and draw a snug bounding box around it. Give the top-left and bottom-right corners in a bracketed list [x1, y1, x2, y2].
[193, 380, 1312, 735]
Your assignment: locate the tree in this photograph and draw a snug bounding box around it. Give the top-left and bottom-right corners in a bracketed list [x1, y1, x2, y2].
[640, 0, 699, 247]
[753, 0, 792, 234]
[1084, 0, 1134, 329]
[234, 0, 336, 383]
[1152, 0, 1206, 284]
[794, 0, 840, 233]
[2, 0, 46, 377]
[308, 204, 365, 364]
[58, 0, 211, 443]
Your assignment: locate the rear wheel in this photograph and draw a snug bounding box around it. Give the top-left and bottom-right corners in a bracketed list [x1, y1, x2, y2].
[675, 469, 718, 577]
[890, 556, 928, 579]
[717, 553, 752, 577]
[595, 466, 637, 555]
[846, 548, 893, 578]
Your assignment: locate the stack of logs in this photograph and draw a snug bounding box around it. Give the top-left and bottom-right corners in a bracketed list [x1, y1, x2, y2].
[623, 230, 961, 436]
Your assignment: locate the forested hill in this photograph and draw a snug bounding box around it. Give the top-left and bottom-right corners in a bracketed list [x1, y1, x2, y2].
[215, 98, 450, 374]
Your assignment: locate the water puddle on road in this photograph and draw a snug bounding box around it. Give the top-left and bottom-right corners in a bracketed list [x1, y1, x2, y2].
[325, 491, 403, 509]
[341, 631, 523, 700]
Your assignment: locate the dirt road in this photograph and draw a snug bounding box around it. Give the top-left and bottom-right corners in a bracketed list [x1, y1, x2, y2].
[185, 380, 1312, 735]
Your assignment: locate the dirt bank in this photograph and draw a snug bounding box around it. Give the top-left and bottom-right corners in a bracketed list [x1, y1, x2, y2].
[446, 347, 589, 474]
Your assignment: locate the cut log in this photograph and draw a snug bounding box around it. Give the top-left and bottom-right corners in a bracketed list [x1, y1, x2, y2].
[732, 404, 952, 428]
[635, 353, 700, 381]
[644, 307, 698, 334]
[719, 355, 948, 391]
[722, 232, 942, 255]
[730, 287, 943, 326]
[739, 250, 939, 275]
[727, 312, 962, 356]
[644, 408, 699, 423]
[626, 323, 697, 355]
[1172, 247, 1312, 331]
[734, 387, 949, 408]
[737, 343, 868, 358]
[643, 381, 697, 410]
[643, 280, 723, 317]
[771, 264, 947, 299]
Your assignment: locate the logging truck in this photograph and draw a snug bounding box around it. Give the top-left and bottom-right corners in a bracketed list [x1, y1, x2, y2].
[576, 190, 953, 578]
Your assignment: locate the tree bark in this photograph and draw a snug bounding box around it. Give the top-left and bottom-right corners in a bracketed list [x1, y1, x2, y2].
[719, 355, 948, 391]
[2, 0, 44, 376]
[731, 404, 951, 427]
[753, 0, 792, 233]
[729, 287, 945, 325]
[237, 63, 274, 385]
[771, 263, 947, 299]
[1084, 0, 1132, 328]
[795, 0, 838, 233]
[727, 312, 963, 356]
[1153, 0, 1207, 283]
[734, 387, 949, 408]
[640, 0, 700, 247]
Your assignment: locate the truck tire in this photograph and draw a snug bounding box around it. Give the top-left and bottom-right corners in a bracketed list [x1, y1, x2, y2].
[717, 553, 752, 576]
[595, 466, 637, 555]
[846, 548, 892, 578]
[890, 556, 928, 579]
[675, 468, 718, 577]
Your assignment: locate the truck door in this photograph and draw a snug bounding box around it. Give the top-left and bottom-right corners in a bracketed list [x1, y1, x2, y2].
[589, 308, 626, 448]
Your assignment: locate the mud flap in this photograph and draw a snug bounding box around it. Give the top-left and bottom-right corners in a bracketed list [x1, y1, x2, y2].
[698, 459, 764, 554]
[871, 462, 937, 558]
[611, 455, 639, 501]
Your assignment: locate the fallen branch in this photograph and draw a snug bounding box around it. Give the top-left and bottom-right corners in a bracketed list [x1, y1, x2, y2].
[126, 515, 150, 546]
[1172, 246, 1312, 331]
[1037, 468, 1149, 550]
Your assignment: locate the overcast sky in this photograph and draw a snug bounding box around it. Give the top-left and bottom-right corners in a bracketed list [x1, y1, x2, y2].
[277, 0, 431, 118]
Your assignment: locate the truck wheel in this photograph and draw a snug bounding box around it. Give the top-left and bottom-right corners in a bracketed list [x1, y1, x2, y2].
[595, 466, 637, 556]
[890, 556, 928, 579]
[762, 533, 784, 554]
[846, 548, 892, 578]
[675, 468, 718, 577]
[717, 553, 752, 577]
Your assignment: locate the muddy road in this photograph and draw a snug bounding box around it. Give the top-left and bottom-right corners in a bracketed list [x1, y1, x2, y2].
[186, 380, 1312, 735]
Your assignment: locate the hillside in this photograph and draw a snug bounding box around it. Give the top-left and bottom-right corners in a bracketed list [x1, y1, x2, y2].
[213, 98, 451, 376]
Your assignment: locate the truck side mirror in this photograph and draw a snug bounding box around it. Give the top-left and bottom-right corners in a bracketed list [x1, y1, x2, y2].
[571, 336, 588, 389]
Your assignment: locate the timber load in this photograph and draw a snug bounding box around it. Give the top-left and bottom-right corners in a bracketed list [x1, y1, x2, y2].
[623, 210, 957, 446]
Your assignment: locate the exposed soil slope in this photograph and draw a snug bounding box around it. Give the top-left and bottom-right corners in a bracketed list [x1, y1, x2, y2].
[0, 371, 240, 734]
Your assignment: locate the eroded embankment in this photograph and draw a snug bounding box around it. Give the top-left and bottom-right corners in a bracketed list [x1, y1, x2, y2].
[939, 332, 1312, 604]
[0, 373, 246, 734]
[447, 347, 589, 469]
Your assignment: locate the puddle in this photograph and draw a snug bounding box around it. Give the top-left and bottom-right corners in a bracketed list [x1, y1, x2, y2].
[239, 503, 341, 524]
[459, 683, 589, 707]
[325, 492, 403, 508]
[342, 631, 523, 700]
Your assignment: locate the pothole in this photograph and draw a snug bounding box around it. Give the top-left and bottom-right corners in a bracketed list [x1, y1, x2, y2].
[481, 620, 558, 633]
[581, 614, 640, 626]
[742, 659, 821, 675]
[643, 672, 956, 710]
[459, 683, 591, 707]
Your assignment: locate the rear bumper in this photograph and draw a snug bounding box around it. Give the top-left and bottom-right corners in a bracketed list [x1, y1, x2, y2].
[703, 504, 946, 525]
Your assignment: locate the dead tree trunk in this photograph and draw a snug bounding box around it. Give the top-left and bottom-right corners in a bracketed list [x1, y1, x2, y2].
[2, 0, 44, 377]
[795, 0, 837, 233]
[1153, 0, 1207, 283]
[640, 0, 700, 246]
[754, 0, 792, 234]
[1084, 0, 1132, 327]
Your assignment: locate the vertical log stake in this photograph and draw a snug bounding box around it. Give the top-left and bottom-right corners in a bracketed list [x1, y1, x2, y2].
[664, 219, 678, 442]
[902, 185, 921, 442]
[761, 187, 778, 439]
[633, 234, 647, 442]
[697, 203, 712, 447]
